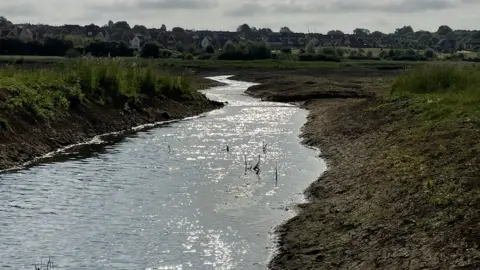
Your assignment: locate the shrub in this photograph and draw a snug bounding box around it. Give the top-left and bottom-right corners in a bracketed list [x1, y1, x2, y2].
[322, 47, 336, 55]
[182, 53, 194, 60]
[216, 41, 271, 60]
[406, 48, 417, 56]
[65, 48, 81, 58]
[425, 49, 435, 59]
[297, 53, 341, 62]
[158, 49, 174, 58]
[140, 42, 160, 58]
[280, 47, 292, 54]
[379, 50, 389, 59]
[336, 48, 346, 57]
[205, 45, 215, 54]
[197, 53, 213, 60]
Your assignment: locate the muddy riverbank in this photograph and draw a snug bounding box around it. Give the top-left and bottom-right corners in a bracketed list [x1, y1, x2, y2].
[0, 77, 223, 170]
[218, 69, 479, 269]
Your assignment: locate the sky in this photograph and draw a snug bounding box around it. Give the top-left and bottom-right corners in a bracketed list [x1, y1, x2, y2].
[1, 0, 479, 33]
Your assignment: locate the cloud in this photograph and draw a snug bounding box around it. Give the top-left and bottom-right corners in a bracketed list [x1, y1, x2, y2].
[136, 0, 218, 9]
[225, 0, 468, 16]
[224, 2, 268, 17]
[331, 0, 458, 13]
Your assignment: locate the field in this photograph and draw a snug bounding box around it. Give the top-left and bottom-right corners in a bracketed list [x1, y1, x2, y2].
[0, 54, 427, 70]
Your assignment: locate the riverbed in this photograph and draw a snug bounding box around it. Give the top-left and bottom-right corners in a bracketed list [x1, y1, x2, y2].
[0, 76, 325, 269]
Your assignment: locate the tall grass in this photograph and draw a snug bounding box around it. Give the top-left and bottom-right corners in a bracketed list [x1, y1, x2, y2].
[391, 64, 480, 120]
[0, 59, 197, 118]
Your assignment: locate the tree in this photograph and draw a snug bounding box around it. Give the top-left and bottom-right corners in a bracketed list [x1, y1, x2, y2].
[160, 24, 167, 32]
[114, 21, 131, 30]
[353, 28, 370, 36]
[140, 42, 160, 58]
[172, 27, 185, 32]
[305, 40, 316, 54]
[327, 30, 344, 36]
[437, 25, 453, 36]
[280, 26, 292, 33]
[395, 25, 414, 35]
[424, 49, 435, 59]
[205, 45, 215, 54]
[0, 16, 12, 27]
[371, 31, 384, 38]
[236, 23, 251, 33]
[258, 28, 273, 35]
[133, 25, 147, 33]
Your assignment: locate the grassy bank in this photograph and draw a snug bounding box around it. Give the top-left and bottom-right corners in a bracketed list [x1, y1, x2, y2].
[0, 59, 222, 170]
[0, 59, 201, 120]
[238, 64, 480, 269]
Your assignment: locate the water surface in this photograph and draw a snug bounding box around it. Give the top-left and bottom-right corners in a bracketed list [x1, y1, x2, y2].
[0, 76, 325, 269]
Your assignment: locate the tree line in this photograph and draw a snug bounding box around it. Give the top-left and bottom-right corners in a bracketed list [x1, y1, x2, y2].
[0, 37, 135, 57]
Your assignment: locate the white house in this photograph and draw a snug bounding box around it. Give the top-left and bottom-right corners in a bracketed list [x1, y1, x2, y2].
[130, 35, 141, 50]
[201, 36, 212, 48]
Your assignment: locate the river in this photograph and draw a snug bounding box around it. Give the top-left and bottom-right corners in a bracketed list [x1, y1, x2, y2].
[0, 76, 325, 269]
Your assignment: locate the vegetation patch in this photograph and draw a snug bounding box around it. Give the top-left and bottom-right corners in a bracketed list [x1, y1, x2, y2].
[0, 59, 198, 119]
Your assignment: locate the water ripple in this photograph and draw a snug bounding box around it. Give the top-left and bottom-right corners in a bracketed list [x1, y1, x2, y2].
[0, 76, 325, 269]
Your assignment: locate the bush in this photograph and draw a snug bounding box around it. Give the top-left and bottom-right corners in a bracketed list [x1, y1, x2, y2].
[348, 54, 381, 60]
[425, 49, 435, 59]
[205, 45, 215, 54]
[280, 47, 292, 54]
[159, 49, 174, 58]
[336, 48, 346, 57]
[322, 47, 336, 55]
[85, 41, 134, 57]
[216, 41, 271, 60]
[140, 42, 160, 58]
[182, 53, 194, 60]
[65, 48, 81, 58]
[0, 37, 74, 56]
[379, 50, 389, 59]
[406, 48, 417, 56]
[197, 53, 213, 60]
[391, 55, 428, 61]
[297, 53, 341, 62]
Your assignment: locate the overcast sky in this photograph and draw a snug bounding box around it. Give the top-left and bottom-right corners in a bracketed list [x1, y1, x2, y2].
[2, 0, 479, 33]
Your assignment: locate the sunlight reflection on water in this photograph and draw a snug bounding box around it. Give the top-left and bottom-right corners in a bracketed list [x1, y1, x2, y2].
[0, 76, 325, 269]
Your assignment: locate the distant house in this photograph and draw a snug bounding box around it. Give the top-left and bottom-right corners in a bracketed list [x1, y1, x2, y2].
[436, 39, 456, 52]
[42, 27, 66, 39]
[18, 27, 34, 41]
[200, 36, 212, 48]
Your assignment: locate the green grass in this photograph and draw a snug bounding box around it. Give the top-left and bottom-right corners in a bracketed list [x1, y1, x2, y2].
[392, 63, 480, 120]
[0, 55, 423, 70]
[383, 63, 480, 214]
[0, 59, 197, 119]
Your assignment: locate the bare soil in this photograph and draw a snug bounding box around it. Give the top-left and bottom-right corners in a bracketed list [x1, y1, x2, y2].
[204, 68, 480, 270]
[0, 77, 223, 170]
